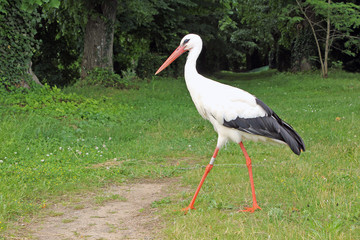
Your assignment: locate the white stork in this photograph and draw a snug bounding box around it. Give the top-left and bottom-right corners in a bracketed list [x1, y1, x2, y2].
[155, 34, 305, 213]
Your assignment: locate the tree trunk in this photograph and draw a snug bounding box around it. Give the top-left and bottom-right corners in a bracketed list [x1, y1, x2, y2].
[269, 30, 280, 70]
[323, 0, 331, 78]
[18, 61, 43, 89]
[246, 49, 263, 71]
[28, 61, 43, 86]
[80, 0, 118, 79]
[296, 0, 327, 78]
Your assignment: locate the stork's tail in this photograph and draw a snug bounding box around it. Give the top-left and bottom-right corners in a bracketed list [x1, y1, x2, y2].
[278, 120, 305, 155]
[223, 98, 305, 155]
[255, 98, 305, 155]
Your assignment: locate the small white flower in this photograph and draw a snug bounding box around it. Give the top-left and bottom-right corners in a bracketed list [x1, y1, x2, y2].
[100, 155, 103, 157]
[14, 152, 17, 154]
[109, 137, 112, 140]
[26, 147, 29, 150]
[188, 145, 191, 148]
[78, 151, 82, 155]
[46, 154, 50, 157]
[82, 139, 85, 141]
[86, 153, 89, 155]
[114, 158, 117, 161]
[59, 147, 63, 150]
[102, 144, 106, 148]
[0, 160, 3, 163]
[41, 159, 45, 162]
[50, 153, 53, 155]
[95, 146, 99, 150]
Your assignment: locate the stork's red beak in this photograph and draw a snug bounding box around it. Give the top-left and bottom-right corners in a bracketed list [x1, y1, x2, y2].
[155, 45, 186, 75]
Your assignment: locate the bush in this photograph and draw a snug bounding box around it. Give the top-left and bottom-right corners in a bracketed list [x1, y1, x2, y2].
[77, 68, 138, 89]
[136, 53, 164, 79]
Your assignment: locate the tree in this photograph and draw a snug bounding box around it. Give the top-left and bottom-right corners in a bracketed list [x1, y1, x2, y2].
[80, 0, 118, 79]
[115, 0, 225, 78]
[296, 0, 360, 77]
[0, 0, 59, 88]
[218, 0, 297, 71]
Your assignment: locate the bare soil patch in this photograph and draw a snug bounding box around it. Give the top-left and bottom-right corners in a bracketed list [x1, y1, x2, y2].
[21, 178, 182, 240]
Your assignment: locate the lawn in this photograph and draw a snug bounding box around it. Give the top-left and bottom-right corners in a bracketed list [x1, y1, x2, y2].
[0, 71, 359, 239]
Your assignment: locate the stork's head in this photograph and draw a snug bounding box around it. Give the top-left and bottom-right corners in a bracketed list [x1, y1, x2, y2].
[155, 34, 202, 75]
[180, 34, 202, 51]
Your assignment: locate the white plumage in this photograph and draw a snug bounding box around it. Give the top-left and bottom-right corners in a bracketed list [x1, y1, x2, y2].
[155, 34, 305, 213]
[185, 69, 268, 147]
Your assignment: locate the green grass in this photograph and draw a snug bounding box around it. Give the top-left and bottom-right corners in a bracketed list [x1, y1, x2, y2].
[0, 70, 359, 239]
[212, 68, 277, 81]
[160, 71, 360, 239]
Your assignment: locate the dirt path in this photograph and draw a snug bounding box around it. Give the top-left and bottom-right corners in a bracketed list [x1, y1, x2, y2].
[23, 178, 181, 240]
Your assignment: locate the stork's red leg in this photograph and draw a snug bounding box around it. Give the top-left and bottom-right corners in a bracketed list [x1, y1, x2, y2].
[238, 142, 261, 212]
[182, 147, 219, 214]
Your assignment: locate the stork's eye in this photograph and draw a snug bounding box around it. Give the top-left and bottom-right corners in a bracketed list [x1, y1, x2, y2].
[183, 39, 190, 45]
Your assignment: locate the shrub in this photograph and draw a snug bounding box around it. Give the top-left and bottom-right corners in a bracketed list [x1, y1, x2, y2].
[76, 67, 138, 89]
[136, 53, 164, 79]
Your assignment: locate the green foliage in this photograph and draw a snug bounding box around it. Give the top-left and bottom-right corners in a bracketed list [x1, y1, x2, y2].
[291, 27, 317, 71]
[136, 53, 167, 79]
[296, 0, 360, 77]
[113, 0, 198, 75]
[0, 0, 61, 88]
[53, 0, 86, 40]
[20, 0, 60, 12]
[113, 31, 150, 75]
[218, 0, 297, 71]
[302, 0, 360, 48]
[0, 0, 39, 86]
[1, 0, 360, 87]
[77, 67, 138, 89]
[32, 20, 81, 86]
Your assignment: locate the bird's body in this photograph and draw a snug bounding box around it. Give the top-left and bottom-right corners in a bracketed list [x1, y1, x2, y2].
[182, 34, 304, 154]
[186, 72, 271, 146]
[155, 34, 305, 213]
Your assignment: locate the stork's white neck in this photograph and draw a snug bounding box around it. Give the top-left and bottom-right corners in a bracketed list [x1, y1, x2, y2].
[184, 45, 202, 82]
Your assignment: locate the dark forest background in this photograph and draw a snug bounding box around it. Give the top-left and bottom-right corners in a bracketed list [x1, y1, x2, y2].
[1, 0, 360, 88]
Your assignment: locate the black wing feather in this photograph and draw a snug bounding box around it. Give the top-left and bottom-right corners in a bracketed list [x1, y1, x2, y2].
[223, 98, 305, 155]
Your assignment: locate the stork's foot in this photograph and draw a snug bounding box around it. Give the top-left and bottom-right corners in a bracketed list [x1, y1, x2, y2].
[181, 205, 195, 214]
[238, 204, 261, 213]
